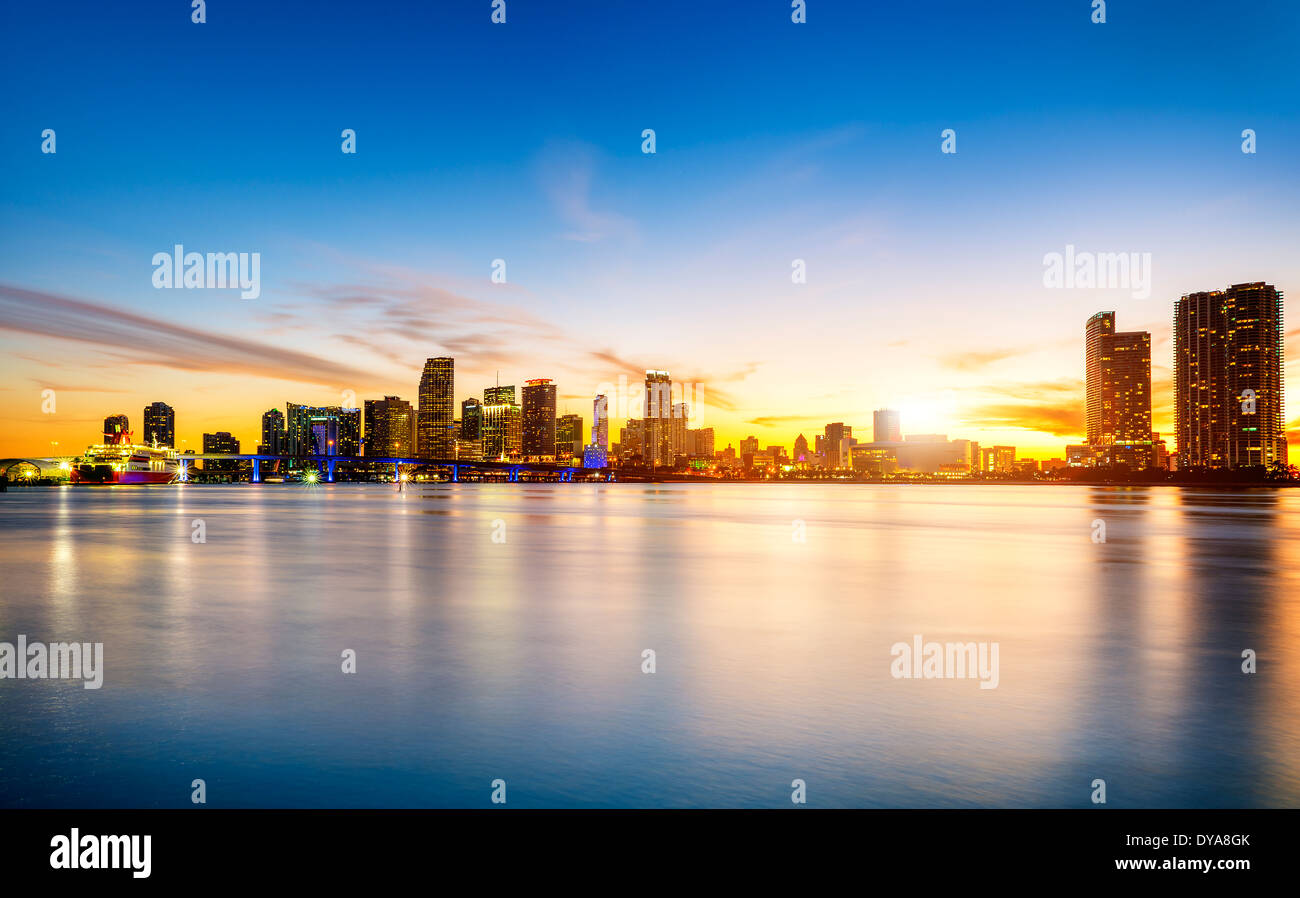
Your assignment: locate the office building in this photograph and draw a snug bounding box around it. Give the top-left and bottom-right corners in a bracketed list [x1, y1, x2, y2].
[458, 398, 484, 460]
[202, 431, 240, 471]
[688, 427, 715, 459]
[592, 394, 609, 451]
[1085, 311, 1154, 468]
[1174, 283, 1286, 468]
[482, 398, 522, 460]
[556, 414, 583, 461]
[143, 402, 175, 448]
[363, 396, 413, 457]
[418, 357, 455, 458]
[823, 423, 853, 470]
[643, 370, 673, 466]
[522, 378, 557, 460]
[286, 404, 358, 456]
[260, 408, 285, 454]
[873, 409, 902, 443]
[103, 414, 130, 443]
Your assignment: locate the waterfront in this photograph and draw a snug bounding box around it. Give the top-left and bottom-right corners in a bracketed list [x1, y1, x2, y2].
[1, 483, 1297, 808]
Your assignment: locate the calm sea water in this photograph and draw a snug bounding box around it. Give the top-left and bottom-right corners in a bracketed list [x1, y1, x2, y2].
[1, 483, 1297, 808]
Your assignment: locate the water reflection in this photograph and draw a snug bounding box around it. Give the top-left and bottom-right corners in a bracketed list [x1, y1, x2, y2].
[0, 483, 1296, 808]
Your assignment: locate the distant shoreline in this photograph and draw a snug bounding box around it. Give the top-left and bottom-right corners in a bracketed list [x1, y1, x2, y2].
[3, 478, 1295, 490]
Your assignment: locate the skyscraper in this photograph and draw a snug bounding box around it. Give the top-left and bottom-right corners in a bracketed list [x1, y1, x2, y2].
[203, 431, 239, 453]
[691, 427, 715, 459]
[1175, 283, 1286, 468]
[484, 384, 515, 406]
[522, 378, 557, 460]
[286, 404, 359, 456]
[202, 431, 240, 472]
[103, 414, 130, 444]
[418, 357, 455, 458]
[873, 409, 902, 443]
[143, 402, 175, 448]
[363, 396, 413, 457]
[260, 408, 285, 454]
[461, 398, 483, 442]
[670, 402, 689, 460]
[619, 419, 644, 459]
[643, 370, 672, 467]
[482, 401, 522, 460]
[556, 414, 583, 461]
[823, 423, 852, 469]
[592, 394, 609, 451]
[338, 408, 360, 456]
[1085, 311, 1153, 468]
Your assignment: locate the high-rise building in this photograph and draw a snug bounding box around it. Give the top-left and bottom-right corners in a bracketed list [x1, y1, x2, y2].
[1223, 283, 1286, 467]
[484, 384, 515, 405]
[418, 357, 455, 458]
[592, 394, 609, 451]
[873, 409, 902, 443]
[202, 431, 240, 471]
[618, 419, 644, 460]
[286, 404, 358, 456]
[1175, 283, 1286, 468]
[688, 427, 715, 459]
[978, 445, 1017, 474]
[556, 414, 583, 461]
[1085, 311, 1154, 468]
[522, 378, 558, 460]
[458, 398, 484, 459]
[461, 398, 483, 441]
[481, 385, 521, 460]
[823, 423, 853, 469]
[642, 370, 673, 466]
[1152, 431, 1170, 470]
[202, 431, 239, 453]
[792, 434, 810, 463]
[670, 402, 689, 460]
[103, 414, 130, 444]
[363, 396, 413, 457]
[143, 402, 175, 448]
[260, 408, 285, 454]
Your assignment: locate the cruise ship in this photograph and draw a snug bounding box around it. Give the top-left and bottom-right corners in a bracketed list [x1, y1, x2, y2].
[71, 430, 182, 485]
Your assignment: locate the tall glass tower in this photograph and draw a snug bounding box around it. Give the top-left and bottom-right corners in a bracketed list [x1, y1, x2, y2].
[418, 357, 455, 458]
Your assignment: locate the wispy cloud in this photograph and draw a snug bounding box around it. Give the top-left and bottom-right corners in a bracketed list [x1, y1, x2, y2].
[0, 284, 375, 387]
[537, 142, 637, 244]
[746, 414, 818, 427]
[939, 348, 1022, 371]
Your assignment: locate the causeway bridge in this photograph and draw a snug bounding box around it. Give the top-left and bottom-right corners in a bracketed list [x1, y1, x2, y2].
[169, 454, 611, 483]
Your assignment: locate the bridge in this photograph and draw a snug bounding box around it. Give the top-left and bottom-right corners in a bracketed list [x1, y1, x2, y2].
[0, 454, 716, 483]
[175, 454, 615, 483]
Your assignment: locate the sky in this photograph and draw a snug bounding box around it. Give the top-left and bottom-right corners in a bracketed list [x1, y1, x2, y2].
[2, 0, 1298, 459]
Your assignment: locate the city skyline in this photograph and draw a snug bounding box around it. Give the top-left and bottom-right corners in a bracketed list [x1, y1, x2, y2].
[2, 2, 1299, 460]
[13, 279, 1288, 478]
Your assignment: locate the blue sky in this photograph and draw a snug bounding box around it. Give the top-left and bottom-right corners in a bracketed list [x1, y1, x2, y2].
[2, 0, 1298, 454]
